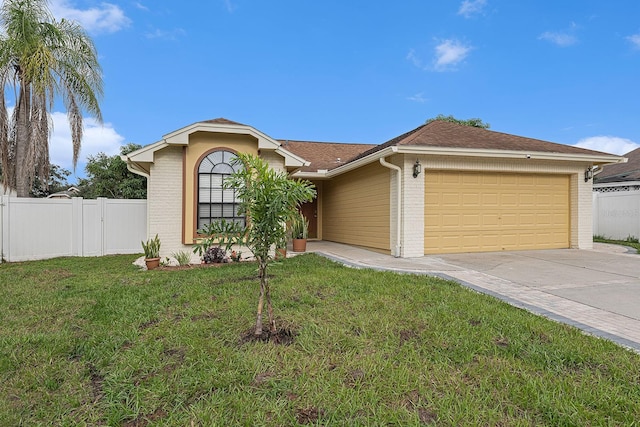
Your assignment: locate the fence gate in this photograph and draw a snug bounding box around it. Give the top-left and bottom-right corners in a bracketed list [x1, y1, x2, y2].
[0, 196, 147, 262]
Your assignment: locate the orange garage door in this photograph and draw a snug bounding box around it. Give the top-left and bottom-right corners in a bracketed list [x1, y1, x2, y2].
[424, 171, 569, 254]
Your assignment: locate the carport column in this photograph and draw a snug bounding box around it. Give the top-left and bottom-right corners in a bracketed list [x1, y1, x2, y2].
[571, 170, 594, 250]
[401, 155, 425, 257]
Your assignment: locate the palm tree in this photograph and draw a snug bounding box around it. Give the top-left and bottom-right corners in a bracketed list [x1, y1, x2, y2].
[0, 0, 103, 197]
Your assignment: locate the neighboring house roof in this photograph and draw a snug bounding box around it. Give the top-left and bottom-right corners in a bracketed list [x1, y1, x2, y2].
[46, 186, 80, 199]
[594, 147, 640, 183]
[280, 140, 376, 172]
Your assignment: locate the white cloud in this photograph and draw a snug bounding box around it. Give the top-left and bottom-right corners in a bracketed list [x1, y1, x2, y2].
[145, 28, 186, 40]
[406, 49, 425, 69]
[539, 23, 579, 47]
[627, 34, 640, 49]
[433, 39, 472, 71]
[573, 136, 640, 155]
[134, 2, 149, 12]
[407, 93, 427, 103]
[458, 0, 487, 18]
[539, 31, 577, 47]
[49, 112, 125, 175]
[49, 0, 131, 34]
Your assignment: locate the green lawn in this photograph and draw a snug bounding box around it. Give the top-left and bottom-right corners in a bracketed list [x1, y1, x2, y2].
[594, 236, 640, 253]
[1, 254, 640, 426]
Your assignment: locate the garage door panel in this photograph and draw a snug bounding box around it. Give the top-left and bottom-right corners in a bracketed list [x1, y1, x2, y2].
[462, 213, 481, 227]
[425, 171, 569, 254]
[482, 215, 500, 227]
[500, 213, 519, 226]
[462, 193, 480, 206]
[481, 193, 499, 206]
[442, 214, 461, 227]
[500, 193, 518, 206]
[442, 193, 461, 206]
[518, 193, 536, 206]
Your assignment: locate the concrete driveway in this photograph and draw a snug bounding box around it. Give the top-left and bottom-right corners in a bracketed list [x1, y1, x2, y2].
[308, 241, 640, 352]
[437, 247, 640, 320]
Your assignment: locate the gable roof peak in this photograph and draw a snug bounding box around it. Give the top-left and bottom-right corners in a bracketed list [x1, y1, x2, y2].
[202, 117, 247, 126]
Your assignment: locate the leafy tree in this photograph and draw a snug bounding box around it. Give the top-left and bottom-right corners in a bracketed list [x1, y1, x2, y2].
[426, 114, 490, 129]
[0, 0, 103, 197]
[2, 161, 72, 197]
[78, 143, 147, 199]
[223, 153, 316, 336]
[31, 163, 72, 197]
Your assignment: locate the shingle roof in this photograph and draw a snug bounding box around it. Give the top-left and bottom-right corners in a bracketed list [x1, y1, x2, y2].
[281, 140, 376, 172]
[202, 117, 247, 126]
[350, 120, 614, 164]
[191, 119, 620, 174]
[595, 147, 640, 183]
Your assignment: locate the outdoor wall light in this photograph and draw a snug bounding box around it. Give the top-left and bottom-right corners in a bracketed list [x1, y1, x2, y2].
[584, 166, 593, 182]
[413, 159, 422, 178]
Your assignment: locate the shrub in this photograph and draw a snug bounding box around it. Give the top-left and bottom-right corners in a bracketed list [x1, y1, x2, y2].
[203, 246, 227, 264]
[172, 251, 192, 266]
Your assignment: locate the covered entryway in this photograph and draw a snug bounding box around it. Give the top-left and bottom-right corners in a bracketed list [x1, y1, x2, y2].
[424, 171, 570, 254]
[300, 197, 318, 239]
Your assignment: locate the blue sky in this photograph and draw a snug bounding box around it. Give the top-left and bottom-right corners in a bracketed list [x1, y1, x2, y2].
[41, 0, 640, 180]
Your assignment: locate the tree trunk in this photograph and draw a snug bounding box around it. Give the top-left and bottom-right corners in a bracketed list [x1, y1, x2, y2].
[254, 258, 267, 336]
[264, 266, 276, 334]
[15, 82, 31, 198]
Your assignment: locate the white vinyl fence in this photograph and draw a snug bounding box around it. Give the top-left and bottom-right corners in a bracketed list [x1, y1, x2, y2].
[0, 196, 147, 262]
[592, 190, 640, 240]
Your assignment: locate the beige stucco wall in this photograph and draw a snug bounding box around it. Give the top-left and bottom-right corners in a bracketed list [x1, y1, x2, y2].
[322, 162, 390, 252]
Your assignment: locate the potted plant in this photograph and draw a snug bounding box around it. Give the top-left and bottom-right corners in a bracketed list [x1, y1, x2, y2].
[290, 211, 309, 252]
[141, 234, 161, 270]
[274, 232, 288, 260]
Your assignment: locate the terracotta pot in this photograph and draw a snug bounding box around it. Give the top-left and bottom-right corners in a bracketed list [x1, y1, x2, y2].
[275, 248, 287, 260]
[292, 238, 307, 253]
[145, 257, 160, 270]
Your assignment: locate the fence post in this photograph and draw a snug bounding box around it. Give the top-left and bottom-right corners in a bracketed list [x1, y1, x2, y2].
[0, 195, 6, 263]
[592, 191, 599, 237]
[71, 197, 83, 256]
[637, 191, 640, 240]
[98, 197, 107, 256]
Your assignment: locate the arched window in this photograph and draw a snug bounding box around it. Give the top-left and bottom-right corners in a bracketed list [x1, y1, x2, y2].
[197, 150, 244, 230]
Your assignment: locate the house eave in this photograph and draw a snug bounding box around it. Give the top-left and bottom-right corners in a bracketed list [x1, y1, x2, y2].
[395, 146, 627, 165]
[295, 146, 627, 178]
[123, 121, 309, 169]
[324, 147, 398, 177]
[120, 154, 151, 178]
[291, 171, 330, 180]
